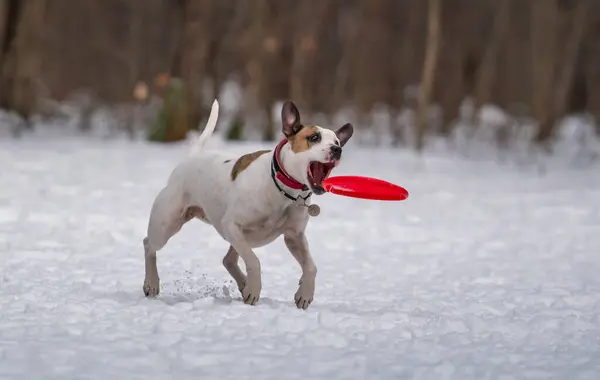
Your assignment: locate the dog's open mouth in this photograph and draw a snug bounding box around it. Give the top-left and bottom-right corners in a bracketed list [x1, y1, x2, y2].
[307, 161, 336, 193]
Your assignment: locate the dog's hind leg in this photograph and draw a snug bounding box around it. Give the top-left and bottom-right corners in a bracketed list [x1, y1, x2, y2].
[143, 185, 190, 297]
[222, 245, 247, 294]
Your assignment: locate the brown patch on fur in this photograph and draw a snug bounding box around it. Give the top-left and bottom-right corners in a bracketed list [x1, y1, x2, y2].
[231, 150, 271, 180]
[289, 125, 319, 153]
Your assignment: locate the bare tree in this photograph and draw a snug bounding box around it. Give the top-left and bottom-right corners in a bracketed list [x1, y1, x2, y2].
[331, 3, 357, 117]
[530, 0, 560, 145]
[0, 0, 8, 66]
[180, 0, 212, 136]
[0, 0, 595, 150]
[241, 0, 274, 140]
[390, 0, 426, 146]
[552, 0, 591, 121]
[415, 0, 442, 151]
[473, 0, 511, 119]
[1, 0, 47, 124]
[289, 1, 332, 114]
[434, 0, 474, 136]
[351, 0, 393, 144]
[107, 0, 146, 139]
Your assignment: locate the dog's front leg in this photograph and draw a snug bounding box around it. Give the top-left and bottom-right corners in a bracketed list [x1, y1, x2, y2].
[284, 232, 317, 309]
[222, 215, 262, 305]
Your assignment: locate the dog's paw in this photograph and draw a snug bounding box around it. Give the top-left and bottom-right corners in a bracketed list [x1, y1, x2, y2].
[143, 277, 160, 297]
[241, 279, 261, 305]
[294, 280, 315, 310]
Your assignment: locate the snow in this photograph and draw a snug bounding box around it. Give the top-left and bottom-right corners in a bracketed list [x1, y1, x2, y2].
[1, 134, 600, 380]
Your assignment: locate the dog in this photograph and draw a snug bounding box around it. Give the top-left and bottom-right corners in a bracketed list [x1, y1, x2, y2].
[142, 99, 353, 309]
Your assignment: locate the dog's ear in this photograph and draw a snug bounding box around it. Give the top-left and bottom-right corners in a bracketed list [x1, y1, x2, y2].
[281, 101, 302, 138]
[335, 123, 354, 147]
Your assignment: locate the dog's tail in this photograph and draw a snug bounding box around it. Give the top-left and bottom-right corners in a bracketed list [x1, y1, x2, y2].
[190, 99, 220, 154]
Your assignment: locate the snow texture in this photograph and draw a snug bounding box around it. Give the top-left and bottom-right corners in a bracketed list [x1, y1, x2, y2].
[1, 134, 600, 380]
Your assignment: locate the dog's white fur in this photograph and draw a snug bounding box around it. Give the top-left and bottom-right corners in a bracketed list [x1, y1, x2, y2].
[143, 99, 353, 309]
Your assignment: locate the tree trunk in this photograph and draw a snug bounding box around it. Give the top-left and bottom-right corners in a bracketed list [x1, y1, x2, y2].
[531, 0, 560, 145]
[289, 0, 331, 114]
[0, 0, 8, 65]
[331, 6, 356, 116]
[179, 0, 211, 139]
[435, 0, 471, 136]
[473, 0, 511, 120]
[415, 0, 442, 151]
[124, 0, 143, 138]
[1, 0, 46, 122]
[493, 0, 530, 111]
[552, 0, 591, 121]
[390, 1, 425, 146]
[242, 0, 273, 141]
[351, 0, 393, 145]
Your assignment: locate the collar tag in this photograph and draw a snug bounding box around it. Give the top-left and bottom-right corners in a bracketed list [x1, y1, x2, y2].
[307, 204, 320, 217]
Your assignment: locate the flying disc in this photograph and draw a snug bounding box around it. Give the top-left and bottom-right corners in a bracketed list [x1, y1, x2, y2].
[322, 175, 409, 201]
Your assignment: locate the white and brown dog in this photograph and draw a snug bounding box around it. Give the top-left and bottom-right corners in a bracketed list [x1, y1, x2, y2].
[142, 99, 353, 309]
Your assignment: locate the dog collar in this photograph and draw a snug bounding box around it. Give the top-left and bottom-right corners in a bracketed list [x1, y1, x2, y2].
[271, 139, 312, 202]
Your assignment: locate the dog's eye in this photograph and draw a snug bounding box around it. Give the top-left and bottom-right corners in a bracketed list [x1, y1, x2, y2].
[308, 133, 321, 143]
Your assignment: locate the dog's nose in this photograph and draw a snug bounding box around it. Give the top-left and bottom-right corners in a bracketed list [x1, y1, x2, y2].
[330, 145, 342, 159]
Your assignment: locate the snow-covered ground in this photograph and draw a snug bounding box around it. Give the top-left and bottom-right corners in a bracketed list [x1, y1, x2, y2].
[1, 134, 600, 380]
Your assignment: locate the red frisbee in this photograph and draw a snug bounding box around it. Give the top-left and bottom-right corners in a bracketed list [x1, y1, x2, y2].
[322, 175, 409, 201]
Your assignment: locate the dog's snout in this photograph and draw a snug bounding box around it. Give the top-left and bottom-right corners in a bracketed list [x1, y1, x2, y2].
[330, 145, 342, 159]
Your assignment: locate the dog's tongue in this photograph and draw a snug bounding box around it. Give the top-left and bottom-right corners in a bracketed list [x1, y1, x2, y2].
[311, 163, 325, 184]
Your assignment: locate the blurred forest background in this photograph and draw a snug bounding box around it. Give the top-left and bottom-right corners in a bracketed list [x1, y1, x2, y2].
[1, 0, 599, 158]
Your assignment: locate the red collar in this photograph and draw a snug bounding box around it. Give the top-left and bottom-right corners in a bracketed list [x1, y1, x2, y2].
[271, 139, 308, 191]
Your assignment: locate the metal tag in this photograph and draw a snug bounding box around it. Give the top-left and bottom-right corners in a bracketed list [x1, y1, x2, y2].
[307, 204, 321, 217]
